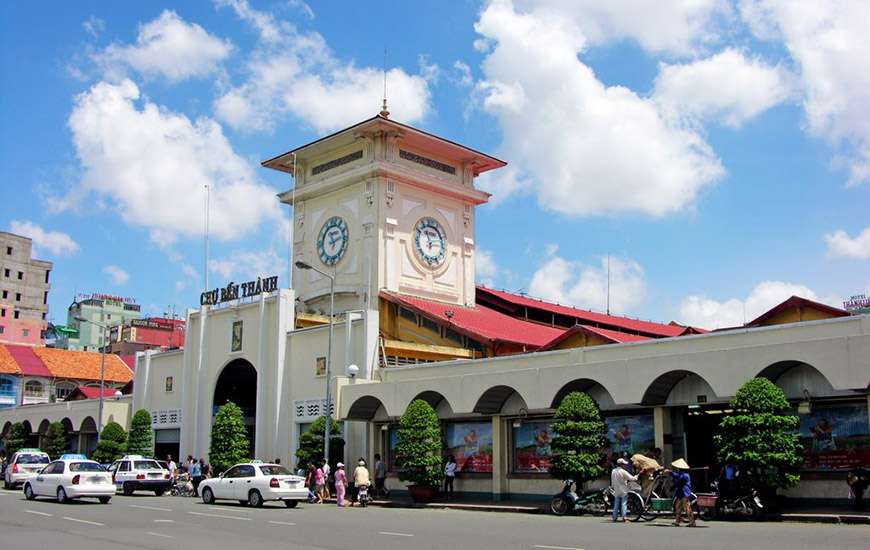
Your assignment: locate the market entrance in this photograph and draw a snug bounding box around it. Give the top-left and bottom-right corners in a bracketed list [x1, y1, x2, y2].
[213, 359, 257, 456]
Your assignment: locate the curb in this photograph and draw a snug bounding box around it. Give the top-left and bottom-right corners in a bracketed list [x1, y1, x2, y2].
[773, 513, 870, 525]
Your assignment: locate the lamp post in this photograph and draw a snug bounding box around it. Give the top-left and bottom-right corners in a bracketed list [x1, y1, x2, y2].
[294, 260, 335, 467]
[75, 316, 110, 440]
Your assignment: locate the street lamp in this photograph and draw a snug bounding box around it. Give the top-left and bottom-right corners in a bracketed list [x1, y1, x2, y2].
[294, 260, 336, 467]
[75, 315, 110, 440]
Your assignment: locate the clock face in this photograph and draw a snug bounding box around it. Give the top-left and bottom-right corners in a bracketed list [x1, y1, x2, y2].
[317, 216, 349, 266]
[414, 217, 447, 267]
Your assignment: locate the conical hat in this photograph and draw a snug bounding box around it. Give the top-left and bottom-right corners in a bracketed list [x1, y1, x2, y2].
[671, 458, 690, 470]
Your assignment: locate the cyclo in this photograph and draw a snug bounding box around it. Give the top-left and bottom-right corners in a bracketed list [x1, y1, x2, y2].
[628, 468, 700, 522]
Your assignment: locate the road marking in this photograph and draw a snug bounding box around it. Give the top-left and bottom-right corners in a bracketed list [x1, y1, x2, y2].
[63, 516, 105, 526]
[379, 532, 414, 537]
[209, 505, 250, 512]
[533, 546, 584, 550]
[129, 504, 173, 512]
[268, 520, 297, 526]
[189, 511, 251, 521]
[154, 519, 175, 523]
[146, 532, 174, 539]
[24, 510, 53, 517]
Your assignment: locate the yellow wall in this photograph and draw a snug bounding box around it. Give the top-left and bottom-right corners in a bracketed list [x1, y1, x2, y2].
[761, 305, 842, 326]
[549, 331, 612, 350]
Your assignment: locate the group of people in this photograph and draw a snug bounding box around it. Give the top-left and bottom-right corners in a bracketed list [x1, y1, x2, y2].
[303, 454, 390, 507]
[610, 449, 696, 527]
[166, 455, 212, 496]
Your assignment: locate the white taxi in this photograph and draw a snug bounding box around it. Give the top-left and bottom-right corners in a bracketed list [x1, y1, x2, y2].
[199, 462, 307, 508]
[107, 455, 172, 495]
[23, 454, 114, 503]
[4, 449, 50, 489]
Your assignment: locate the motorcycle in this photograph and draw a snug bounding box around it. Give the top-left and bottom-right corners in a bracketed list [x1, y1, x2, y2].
[550, 480, 611, 516]
[697, 480, 763, 520]
[847, 467, 869, 511]
[357, 484, 370, 507]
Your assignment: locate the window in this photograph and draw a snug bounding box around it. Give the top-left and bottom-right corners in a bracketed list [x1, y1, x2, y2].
[1, 290, 6, 298]
[224, 465, 244, 478]
[15, 292, 21, 301]
[1, 308, 5, 317]
[44, 270, 50, 283]
[512, 420, 554, 473]
[0, 326, 4, 334]
[13, 311, 19, 319]
[24, 380, 44, 397]
[55, 382, 76, 400]
[444, 328, 463, 345]
[238, 465, 256, 478]
[399, 307, 418, 323]
[43, 291, 47, 305]
[5, 246, 11, 255]
[445, 422, 494, 473]
[421, 317, 440, 334]
[22, 328, 29, 337]
[3, 268, 8, 277]
[797, 401, 870, 470]
[165, 376, 174, 393]
[119, 461, 131, 472]
[17, 271, 23, 280]
[41, 313, 46, 320]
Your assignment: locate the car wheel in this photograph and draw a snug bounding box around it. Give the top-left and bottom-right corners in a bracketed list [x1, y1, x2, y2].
[99, 497, 111, 504]
[122, 482, 134, 496]
[154, 489, 165, 496]
[57, 486, 68, 504]
[24, 484, 35, 501]
[284, 500, 299, 508]
[201, 487, 215, 504]
[248, 490, 264, 508]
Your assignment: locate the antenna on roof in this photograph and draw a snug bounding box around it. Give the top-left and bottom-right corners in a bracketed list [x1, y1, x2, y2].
[606, 254, 611, 315]
[380, 46, 390, 118]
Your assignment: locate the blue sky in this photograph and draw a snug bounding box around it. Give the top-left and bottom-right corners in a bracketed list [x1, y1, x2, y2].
[1, 0, 868, 329]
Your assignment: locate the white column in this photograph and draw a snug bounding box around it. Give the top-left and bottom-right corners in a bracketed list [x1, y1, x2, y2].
[255, 293, 267, 459]
[273, 289, 292, 463]
[491, 415, 505, 501]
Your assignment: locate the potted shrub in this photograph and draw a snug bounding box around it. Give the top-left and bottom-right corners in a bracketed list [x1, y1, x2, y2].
[396, 399, 443, 502]
[549, 391, 607, 487]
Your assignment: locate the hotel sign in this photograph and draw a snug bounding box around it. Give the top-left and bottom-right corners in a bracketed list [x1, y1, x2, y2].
[200, 275, 279, 306]
[843, 294, 870, 312]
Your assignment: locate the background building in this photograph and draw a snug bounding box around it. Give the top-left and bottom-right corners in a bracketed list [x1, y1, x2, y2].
[106, 317, 185, 354]
[0, 231, 52, 346]
[61, 293, 142, 351]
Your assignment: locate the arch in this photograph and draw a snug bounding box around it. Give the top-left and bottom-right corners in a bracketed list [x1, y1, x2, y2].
[54, 380, 77, 401]
[60, 418, 74, 433]
[641, 370, 718, 406]
[24, 379, 44, 397]
[757, 360, 837, 399]
[346, 395, 386, 420]
[550, 379, 616, 410]
[21, 420, 33, 434]
[411, 391, 454, 416]
[1, 421, 12, 438]
[473, 385, 528, 415]
[212, 358, 257, 452]
[37, 419, 51, 435]
[80, 416, 97, 433]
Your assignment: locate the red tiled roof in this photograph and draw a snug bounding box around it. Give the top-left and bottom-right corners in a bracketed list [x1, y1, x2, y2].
[4, 345, 53, 377]
[476, 286, 689, 337]
[31, 347, 134, 383]
[66, 386, 119, 400]
[120, 355, 136, 372]
[381, 291, 565, 348]
[539, 324, 652, 351]
[0, 345, 19, 374]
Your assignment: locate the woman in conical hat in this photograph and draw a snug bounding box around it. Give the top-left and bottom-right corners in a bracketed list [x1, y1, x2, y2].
[666, 458, 695, 526]
[671, 458, 690, 470]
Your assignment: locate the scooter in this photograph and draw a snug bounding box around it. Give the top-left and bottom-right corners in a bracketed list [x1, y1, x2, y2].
[847, 467, 869, 511]
[697, 480, 763, 520]
[550, 480, 610, 516]
[357, 484, 370, 507]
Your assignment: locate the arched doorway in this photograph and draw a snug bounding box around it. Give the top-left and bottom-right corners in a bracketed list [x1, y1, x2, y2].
[213, 359, 257, 457]
[80, 417, 98, 456]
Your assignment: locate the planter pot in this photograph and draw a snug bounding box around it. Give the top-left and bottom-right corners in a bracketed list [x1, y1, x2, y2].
[408, 484, 439, 503]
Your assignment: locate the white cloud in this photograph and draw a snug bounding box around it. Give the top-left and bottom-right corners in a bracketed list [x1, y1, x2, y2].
[529, 253, 647, 315]
[64, 79, 281, 244]
[454, 61, 473, 87]
[474, 1, 724, 216]
[96, 10, 232, 81]
[654, 48, 794, 127]
[678, 280, 838, 328]
[825, 228, 870, 259]
[8, 220, 80, 257]
[476, 249, 499, 287]
[214, 0, 432, 133]
[513, 0, 731, 56]
[208, 249, 285, 282]
[82, 16, 105, 39]
[739, 0, 870, 185]
[103, 265, 130, 285]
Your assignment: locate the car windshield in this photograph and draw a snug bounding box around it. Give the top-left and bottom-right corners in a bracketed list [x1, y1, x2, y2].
[17, 454, 49, 464]
[134, 461, 162, 470]
[69, 462, 104, 472]
[259, 465, 291, 476]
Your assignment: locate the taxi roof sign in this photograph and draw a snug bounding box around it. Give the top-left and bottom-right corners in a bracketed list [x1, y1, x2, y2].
[17, 448, 43, 453]
[60, 453, 88, 460]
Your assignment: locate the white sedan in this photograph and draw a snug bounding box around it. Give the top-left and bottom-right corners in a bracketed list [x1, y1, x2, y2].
[24, 455, 115, 504]
[199, 462, 307, 507]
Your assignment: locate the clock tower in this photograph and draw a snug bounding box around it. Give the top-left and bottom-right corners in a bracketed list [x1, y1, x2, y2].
[263, 113, 506, 318]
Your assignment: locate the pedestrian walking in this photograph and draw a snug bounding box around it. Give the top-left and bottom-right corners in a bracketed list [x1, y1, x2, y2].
[351, 459, 370, 506]
[666, 459, 696, 527]
[305, 464, 321, 503]
[166, 455, 177, 480]
[335, 463, 348, 507]
[315, 462, 327, 502]
[319, 459, 331, 501]
[373, 453, 388, 498]
[611, 458, 638, 522]
[444, 455, 457, 499]
[191, 459, 203, 496]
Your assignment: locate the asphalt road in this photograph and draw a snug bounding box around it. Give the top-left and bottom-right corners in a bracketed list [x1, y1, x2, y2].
[1, 487, 867, 550]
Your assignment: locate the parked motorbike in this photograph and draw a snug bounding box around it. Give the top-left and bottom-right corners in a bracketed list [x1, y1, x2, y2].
[697, 480, 762, 520]
[357, 484, 370, 507]
[550, 480, 610, 516]
[170, 476, 195, 497]
[847, 467, 869, 511]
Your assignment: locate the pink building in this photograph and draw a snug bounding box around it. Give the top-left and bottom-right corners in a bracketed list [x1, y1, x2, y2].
[0, 232, 52, 346]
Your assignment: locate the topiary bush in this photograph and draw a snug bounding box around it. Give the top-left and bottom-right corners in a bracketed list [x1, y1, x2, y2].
[209, 401, 250, 474]
[42, 421, 69, 460]
[295, 416, 344, 471]
[92, 421, 127, 463]
[126, 409, 154, 456]
[715, 377, 801, 493]
[395, 399, 444, 487]
[549, 391, 607, 488]
[4, 422, 28, 456]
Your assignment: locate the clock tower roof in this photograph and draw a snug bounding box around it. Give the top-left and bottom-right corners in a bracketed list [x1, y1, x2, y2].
[261, 113, 506, 177]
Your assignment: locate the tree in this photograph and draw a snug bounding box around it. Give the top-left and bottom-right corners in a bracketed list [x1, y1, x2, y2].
[395, 399, 443, 487]
[549, 392, 607, 487]
[42, 422, 69, 460]
[4, 422, 28, 456]
[126, 409, 154, 456]
[715, 377, 801, 493]
[209, 401, 250, 474]
[295, 416, 344, 470]
[92, 422, 127, 463]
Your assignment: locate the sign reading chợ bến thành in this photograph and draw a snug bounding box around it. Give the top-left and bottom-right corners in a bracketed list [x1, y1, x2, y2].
[200, 275, 278, 306]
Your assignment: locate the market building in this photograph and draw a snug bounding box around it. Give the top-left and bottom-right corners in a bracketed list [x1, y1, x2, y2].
[0, 231, 53, 346]
[2, 112, 868, 504]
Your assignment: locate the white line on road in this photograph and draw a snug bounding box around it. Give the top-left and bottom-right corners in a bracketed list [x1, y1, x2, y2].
[189, 511, 251, 521]
[154, 519, 175, 523]
[209, 505, 250, 512]
[379, 532, 415, 537]
[63, 516, 105, 526]
[268, 520, 297, 526]
[129, 504, 173, 512]
[146, 532, 174, 539]
[24, 510, 53, 517]
[533, 546, 584, 550]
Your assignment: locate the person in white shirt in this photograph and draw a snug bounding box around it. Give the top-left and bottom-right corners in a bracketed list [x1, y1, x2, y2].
[166, 455, 177, 479]
[444, 455, 457, 499]
[611, 458, 638, 522]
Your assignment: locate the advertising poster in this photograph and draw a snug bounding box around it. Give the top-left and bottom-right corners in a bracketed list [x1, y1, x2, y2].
[513, 420, 554, 473]
[604, 414, 655, 462]
[446, 422, 493, 472]
[798, 403, 870, 469]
